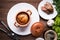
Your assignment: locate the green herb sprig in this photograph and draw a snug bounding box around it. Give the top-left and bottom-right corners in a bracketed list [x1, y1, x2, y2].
[52, 0, 60, 40]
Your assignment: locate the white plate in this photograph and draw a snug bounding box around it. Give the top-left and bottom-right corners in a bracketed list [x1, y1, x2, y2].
[7, 3, 39, 35]
[38, 0, 57, 20]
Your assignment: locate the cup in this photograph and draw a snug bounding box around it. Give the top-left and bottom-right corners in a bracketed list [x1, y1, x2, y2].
[14, 10, 32, 28]
[44, 30, 57, 40]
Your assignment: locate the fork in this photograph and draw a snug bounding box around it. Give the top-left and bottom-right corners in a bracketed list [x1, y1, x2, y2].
[0, 20, 20, 40]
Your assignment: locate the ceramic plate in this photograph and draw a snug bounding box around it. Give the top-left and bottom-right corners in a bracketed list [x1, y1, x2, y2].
[7, 3, 39, 35]
[38, 0, 57, 20]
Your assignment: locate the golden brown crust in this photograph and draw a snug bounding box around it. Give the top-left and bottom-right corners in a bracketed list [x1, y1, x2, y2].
[31, 22, 45, 37]
[17, 13, 29, 24]
[16, 12, 29, 25]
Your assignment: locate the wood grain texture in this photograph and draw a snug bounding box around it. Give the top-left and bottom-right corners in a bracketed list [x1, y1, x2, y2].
[0, 0, 49, 40]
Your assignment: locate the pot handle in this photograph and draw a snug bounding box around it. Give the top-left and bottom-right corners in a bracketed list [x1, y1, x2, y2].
[26, 10, 32, 15]
[14, 22, 20, 27]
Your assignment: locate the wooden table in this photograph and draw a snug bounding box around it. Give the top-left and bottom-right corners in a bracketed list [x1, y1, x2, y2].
[0, 0, 49, 40]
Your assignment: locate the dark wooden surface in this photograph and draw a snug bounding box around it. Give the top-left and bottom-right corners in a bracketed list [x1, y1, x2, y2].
[0, 0, 49, 40]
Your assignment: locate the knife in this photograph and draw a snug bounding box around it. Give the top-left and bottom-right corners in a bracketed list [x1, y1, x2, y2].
[0, 21, 20, 40]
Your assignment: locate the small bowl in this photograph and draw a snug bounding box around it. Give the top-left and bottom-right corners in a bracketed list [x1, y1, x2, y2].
[35, 37, 44, 40]
[44, 30, 57, 40]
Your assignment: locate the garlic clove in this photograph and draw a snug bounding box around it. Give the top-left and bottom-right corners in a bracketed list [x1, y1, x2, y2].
[47, 20, 54, 26]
